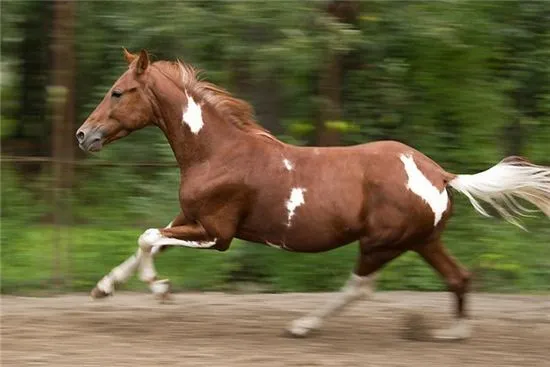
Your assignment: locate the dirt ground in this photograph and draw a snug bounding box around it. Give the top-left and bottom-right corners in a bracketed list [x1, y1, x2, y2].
[2, 291, 549, 367]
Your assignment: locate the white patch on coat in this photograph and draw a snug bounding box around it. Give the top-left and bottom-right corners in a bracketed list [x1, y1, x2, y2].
[283, 159, 294, 171]
[400, 154, 448, 226]
[286, 187, 306, 226]
[182, 92, 204, 134]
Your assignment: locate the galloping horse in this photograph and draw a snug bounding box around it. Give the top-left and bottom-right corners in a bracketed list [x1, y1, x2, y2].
[77, 49, 550, 340]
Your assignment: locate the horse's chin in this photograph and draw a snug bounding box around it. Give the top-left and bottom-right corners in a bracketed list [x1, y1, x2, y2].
[105, 130, 130, 146]
[79, 139, 103, 153]
[87, 143, 103, 153]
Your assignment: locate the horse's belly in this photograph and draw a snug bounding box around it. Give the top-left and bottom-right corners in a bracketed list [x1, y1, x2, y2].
[236, 226, 359, 252]
[236, 201, 364, 252]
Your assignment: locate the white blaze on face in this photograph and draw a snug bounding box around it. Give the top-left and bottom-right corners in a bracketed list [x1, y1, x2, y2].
[182, 92, 204, 134]
[286, 187, 306, 226]
[283, 158, 294, 171]
[400, 154, 448, 226]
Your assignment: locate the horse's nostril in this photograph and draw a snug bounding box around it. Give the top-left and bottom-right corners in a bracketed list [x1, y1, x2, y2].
[76, 131, 85, 143]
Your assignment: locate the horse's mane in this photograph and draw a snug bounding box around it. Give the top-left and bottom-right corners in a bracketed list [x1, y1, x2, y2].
[153, 60, 275, 138]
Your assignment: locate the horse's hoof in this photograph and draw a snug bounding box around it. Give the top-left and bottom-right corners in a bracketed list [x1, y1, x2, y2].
[90, 286, 111, 299]
[286, 316, 321, 338]
[403, 312, 431, 341]
[152, 279, 172, 303]
[431, 319, 472, 341]
[156, 293, 174, 304]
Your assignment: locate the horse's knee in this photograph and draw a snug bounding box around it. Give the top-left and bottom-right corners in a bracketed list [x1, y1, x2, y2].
[138, 228, 162, 251]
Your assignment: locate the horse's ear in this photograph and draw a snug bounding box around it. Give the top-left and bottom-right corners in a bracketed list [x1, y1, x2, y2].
[135, 49, 150, 75]
[122, 47, 137, 65]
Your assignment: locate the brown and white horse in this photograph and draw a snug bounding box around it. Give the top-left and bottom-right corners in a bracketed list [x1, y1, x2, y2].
[77, 49, 550, 340]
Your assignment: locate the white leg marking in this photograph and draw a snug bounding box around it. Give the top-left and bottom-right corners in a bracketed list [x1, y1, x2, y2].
[286, 187, 306, 226]
[138, 246, 169, 298]
[400, 154, 449, 226]
[136, 221, 174, 294]
[288, 273, 376, 337]
[154, 237, 218, 248]
[283, 158, 294, 171]
[138, 228, 163, 250]
[94, 251, 141, 295]
[182, 91, 204, 134]
[138, 248, 157, 282]
[96, 276, 114, 294]
[432, 319, 472, 340]
[137, 226, 217, 295]
[150, 279, 170, 296]
[138, 228, 217, 250]
[111, 253, 141, 281]
[93, 220, 179, 298]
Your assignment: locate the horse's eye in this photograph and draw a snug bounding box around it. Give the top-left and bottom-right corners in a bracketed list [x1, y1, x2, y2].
[111, 90, 123, 98]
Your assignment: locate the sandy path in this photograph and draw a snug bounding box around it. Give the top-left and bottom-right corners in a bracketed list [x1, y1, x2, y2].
[2, 292, 549, 366]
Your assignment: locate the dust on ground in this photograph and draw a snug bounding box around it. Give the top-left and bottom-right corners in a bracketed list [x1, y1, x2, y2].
[2, 291, 549, 366]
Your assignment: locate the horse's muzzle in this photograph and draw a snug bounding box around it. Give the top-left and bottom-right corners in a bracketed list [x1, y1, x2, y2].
[76, 128, 103, 152]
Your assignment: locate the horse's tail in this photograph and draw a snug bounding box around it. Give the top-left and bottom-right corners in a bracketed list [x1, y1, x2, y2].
[447, 156, 550, 229]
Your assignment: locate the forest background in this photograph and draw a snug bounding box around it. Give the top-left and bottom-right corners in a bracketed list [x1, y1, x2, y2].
[1, 0, 549, 294]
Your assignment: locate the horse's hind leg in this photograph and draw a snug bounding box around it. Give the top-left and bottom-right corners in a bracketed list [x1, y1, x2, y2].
[287, 247, 404, 337]
[416, 239, 472, 340]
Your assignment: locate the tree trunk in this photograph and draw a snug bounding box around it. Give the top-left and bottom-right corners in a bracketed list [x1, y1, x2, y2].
[50, 0, 76, 289]
[315, 0, 359, 146]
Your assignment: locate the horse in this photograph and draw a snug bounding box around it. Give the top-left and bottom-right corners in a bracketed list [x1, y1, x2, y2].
[76, 49, 550, 341]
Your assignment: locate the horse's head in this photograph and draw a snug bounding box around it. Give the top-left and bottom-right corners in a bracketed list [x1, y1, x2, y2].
[76, 49, 155, 152]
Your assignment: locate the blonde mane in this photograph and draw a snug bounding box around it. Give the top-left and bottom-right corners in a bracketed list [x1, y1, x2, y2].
[153, 60, 274, 137]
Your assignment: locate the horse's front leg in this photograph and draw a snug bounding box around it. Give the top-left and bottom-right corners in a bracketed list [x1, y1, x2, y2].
[90, 248, 143, 298]
[137, 221, 229, 300]
[90, 213, 189, 300]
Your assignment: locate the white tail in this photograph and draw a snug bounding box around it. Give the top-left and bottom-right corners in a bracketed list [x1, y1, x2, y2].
[449, 157, 550, 229]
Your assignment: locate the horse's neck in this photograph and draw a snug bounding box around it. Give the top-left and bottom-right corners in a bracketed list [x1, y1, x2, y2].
[152, 83, 244, 172]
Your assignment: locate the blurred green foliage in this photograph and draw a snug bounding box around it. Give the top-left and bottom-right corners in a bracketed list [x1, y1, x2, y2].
[1, 1, 549, 294]
[2, 167, 549, 294]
